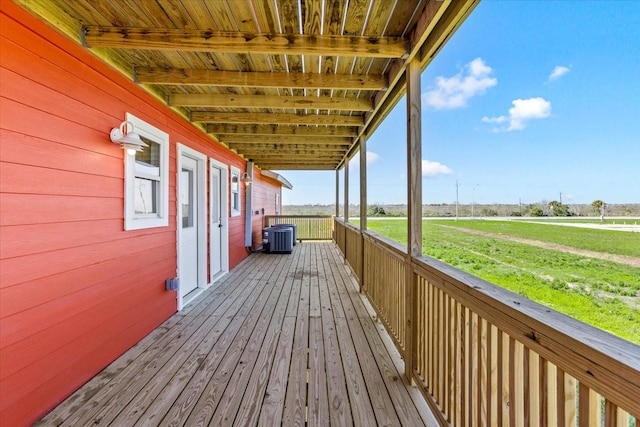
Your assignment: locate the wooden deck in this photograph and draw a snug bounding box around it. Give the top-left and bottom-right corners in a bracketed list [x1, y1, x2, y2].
[37, 242, 436, 426]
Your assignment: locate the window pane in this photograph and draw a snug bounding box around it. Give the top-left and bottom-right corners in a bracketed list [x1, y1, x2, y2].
[135, 138, 160, 176]
[181, 169, 194, 228]
[232, 192, 239, 212]
[134, 177, 158, 214]
[211, 174, 220, 221]
[231, 173, 239, 192]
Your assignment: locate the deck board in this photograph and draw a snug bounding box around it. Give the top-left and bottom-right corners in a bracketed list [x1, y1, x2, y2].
[37, 242, 433, 426]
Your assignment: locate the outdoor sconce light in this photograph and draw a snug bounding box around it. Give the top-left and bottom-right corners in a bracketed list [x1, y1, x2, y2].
[241, 172, 253, 185]
[110, 121, 148, 155]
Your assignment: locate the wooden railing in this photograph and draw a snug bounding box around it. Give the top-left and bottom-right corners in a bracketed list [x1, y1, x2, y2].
[362, 232, 408, 357]
[264, 215, 334, 240]
[333, 218, 639, 426]
[334, 217, 346, 254]
[344, 222, 363, 284]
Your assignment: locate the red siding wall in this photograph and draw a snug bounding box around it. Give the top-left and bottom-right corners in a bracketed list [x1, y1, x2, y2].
[0, 3, 283, 425]
[249, 171, 284, 247]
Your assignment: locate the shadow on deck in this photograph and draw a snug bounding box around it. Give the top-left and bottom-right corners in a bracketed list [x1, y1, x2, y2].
[37, 242, 435, 426]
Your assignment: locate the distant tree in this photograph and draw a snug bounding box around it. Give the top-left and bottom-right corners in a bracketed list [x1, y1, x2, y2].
[592, 200, 606, 221]
[509, 211, 523, 217]
[592, 200, 604, 213]
[548, 200, 570, 216]
[369, 205, 386, 216]
[529, 206, 545, 217]
[481, 208, 498, 217]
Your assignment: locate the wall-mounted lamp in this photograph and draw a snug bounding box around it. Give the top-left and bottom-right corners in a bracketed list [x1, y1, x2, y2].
[110, 121, 148, 155]
[241, 172, 253, 185]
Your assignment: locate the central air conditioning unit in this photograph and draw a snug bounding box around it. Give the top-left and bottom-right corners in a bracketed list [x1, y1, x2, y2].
[271, 223, 297, 245]
[262, 226, 293, 254]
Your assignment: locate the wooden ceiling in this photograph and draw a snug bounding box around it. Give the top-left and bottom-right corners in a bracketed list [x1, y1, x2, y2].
[15, 0, 477, 171]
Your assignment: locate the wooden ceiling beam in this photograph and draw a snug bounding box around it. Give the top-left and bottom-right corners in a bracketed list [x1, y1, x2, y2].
[192, 112, 363, 126]
[235, 147, 346, 154]
[256, 163, 337, 170]
[136, 68, 387, 91]
[227, 143, 347, 151]
[82, 27, 408, 58]
[220, 135, 351, 145]
[206, 124, 357, 137]
[246, 154, 343, 161]
[169, 93, 371, 111]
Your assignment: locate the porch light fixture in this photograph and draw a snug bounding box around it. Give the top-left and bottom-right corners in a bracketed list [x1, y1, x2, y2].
[110, 121, 148, 155]
[241, 172, 253, 185]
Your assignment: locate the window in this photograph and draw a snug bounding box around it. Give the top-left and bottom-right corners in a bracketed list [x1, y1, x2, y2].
[124, 113, 169, 230]
[230, 166, 241, 217]
[275, 193, 281, 215]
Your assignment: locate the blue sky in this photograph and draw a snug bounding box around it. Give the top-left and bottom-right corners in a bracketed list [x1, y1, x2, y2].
[278, 1, 640, 206]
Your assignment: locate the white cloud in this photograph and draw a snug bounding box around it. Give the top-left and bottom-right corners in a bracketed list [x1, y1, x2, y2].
[422, 57, 497, 109]
[548, 65, 570, 81]
[422, 159, 453, 177]
[366, 151, 379, 164]
[349, 151, 379, 169]
[482, 97, 552, 131]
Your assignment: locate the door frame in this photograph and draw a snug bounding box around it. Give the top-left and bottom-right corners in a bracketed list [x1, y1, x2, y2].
[209, 158, 229, 283]
[176, 143, 208, 311]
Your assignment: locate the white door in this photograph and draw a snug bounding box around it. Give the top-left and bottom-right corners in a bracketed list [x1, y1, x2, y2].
[210, 165, 223, 278]
[180, 155, 199, 296]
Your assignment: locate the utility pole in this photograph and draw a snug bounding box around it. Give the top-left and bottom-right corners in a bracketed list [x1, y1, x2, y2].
[559, 191, 563, 204]
[455, 180, 461, 221]
[519, 197, 522, 215]
[472, 184, 479, 219]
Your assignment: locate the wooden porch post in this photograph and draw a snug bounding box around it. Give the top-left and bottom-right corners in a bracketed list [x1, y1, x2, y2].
[335, 168, 340, 218]
[405, 56, 422, 383]
[359, 137, 367, 292]
[344, 158, 349, 223]
[359, 137, 367, 231]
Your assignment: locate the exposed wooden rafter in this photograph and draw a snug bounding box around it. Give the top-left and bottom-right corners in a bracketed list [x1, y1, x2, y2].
[170, 93, 372, 111]
[135, 68, 388, 91]
[253, 163, 337, 170]
[219, 135, 351, 145]
[191, 112, 363, 126]
[246, 154, 343, 160]
[227, 143, 347, 152]
[206, 124, 357, 137]
[82, 27, 408, 58]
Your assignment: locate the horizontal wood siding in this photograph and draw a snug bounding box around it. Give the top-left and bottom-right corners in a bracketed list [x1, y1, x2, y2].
[250, 171, 282, 248]
[0, 3, 283, 425]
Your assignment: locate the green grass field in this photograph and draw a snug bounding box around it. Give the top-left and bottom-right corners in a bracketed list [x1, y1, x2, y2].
[430, 219, 640, 257]
[364, 219, 640, 344]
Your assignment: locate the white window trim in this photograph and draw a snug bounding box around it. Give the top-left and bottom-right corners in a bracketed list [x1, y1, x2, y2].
[124, 113, 169, 230]
[230, 166, 241, 217]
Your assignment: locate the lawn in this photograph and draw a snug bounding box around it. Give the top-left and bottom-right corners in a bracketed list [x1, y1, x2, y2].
[364, 219, 640, 344]
[430, 219, 640, 257]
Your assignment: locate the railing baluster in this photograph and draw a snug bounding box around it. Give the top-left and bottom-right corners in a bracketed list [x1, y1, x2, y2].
[579, 382, 590, 427]
[539, 356, 548, 426]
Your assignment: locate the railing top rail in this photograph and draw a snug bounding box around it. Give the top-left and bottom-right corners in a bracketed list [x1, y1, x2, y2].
[362, 229, 407, 257]
[266, 215, 334, 219]
[343, 221, 361, 232]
